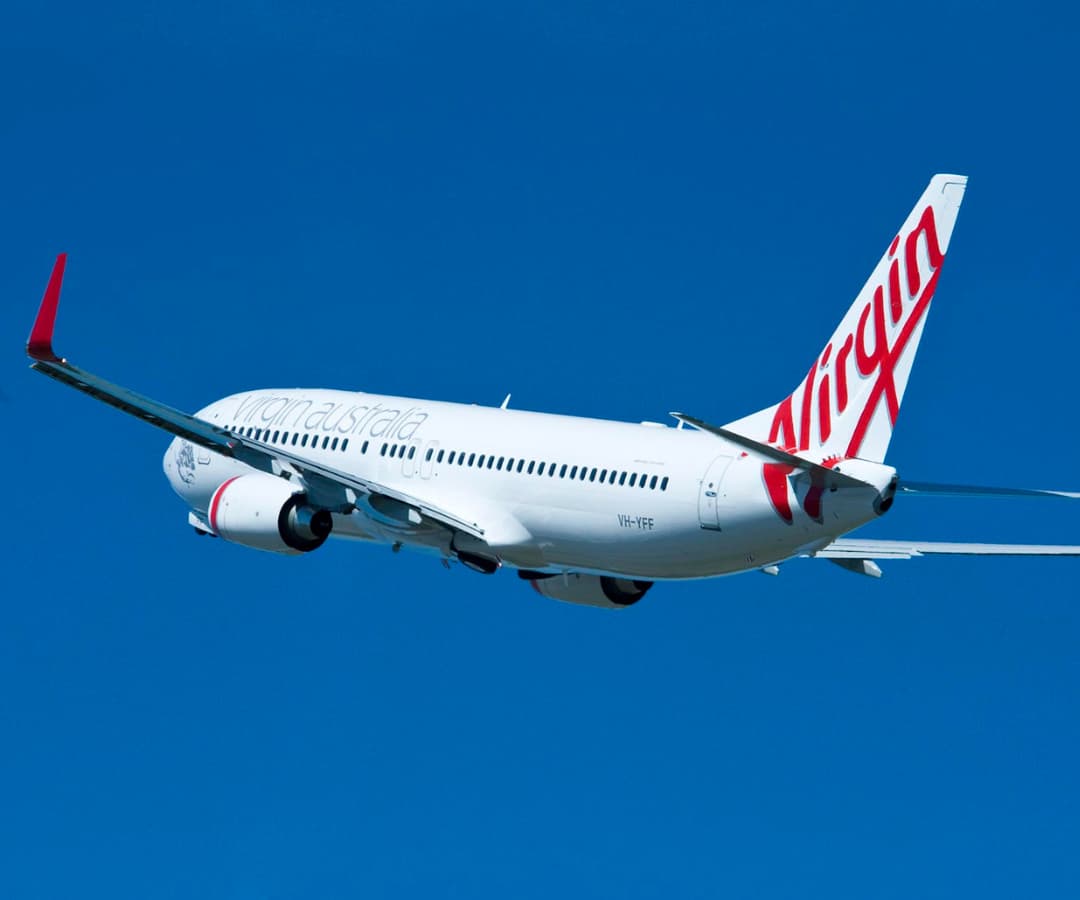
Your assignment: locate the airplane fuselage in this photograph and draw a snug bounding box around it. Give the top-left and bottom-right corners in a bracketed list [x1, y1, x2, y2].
[164, 388, 891, 579]
[29, 176, 1080, 605]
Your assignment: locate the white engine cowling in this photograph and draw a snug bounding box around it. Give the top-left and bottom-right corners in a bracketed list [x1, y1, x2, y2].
[523, 572, 653, 609]
[208, 473, 332, 554]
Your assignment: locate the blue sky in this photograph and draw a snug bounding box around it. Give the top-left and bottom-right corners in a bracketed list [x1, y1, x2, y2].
[3, 2, 1079, 897]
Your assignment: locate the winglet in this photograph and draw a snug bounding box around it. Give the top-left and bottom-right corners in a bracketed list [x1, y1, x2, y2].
[27, 254, 67, 363]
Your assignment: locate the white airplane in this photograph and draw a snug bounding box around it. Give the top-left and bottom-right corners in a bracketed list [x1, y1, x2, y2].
[26, 174, 1080, 607]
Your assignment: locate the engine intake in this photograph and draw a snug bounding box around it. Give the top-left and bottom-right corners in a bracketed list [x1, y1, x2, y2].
[209, 473, 333, 554]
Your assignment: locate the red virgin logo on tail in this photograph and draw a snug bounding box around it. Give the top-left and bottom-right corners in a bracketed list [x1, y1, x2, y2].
[764, 205, 946, 523]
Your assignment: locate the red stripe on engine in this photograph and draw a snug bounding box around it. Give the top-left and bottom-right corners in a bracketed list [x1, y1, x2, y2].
[208, 476, 240, 534]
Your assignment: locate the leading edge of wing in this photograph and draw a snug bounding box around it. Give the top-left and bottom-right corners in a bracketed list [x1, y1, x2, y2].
[25, 255, 485, 542]
[812, 538, 1080, 560]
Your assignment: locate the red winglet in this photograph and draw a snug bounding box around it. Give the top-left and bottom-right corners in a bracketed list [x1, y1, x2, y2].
[27, 254, 68, 362]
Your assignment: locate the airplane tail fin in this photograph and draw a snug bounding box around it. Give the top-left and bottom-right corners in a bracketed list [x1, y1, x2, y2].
[725, 174, 968, 464]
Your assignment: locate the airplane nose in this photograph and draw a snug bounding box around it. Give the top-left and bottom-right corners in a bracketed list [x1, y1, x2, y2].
[163, 437, 190, 496]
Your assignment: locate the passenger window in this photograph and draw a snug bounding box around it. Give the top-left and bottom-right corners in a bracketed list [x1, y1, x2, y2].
[468, 453, 476, 467]
[600, 469, 607, 482]
[323, 437, 330, 449]
[570, 466, 578, 479]
[380, 443, 387, 456]
[478, 454, 486, 468]
[549, 464, 556, 478]
[497, 457, 505, 470]
[409, 446, 417, 460]
[619, 472, 627, 485]
[579, 467, 587, 481]
[660, 476, 669, 491]
[331, 438, 339, 451]
[629, 473, 637, 487]
[527, 461, 535, 475]
[362, 440, 369, 454]
[517, 460, 525, 473]
[537, 462, 545, 476]
[640, 473, 648, 488]
[342, 439, 349, 451]
[649, 475, 658, 489]
[506, 458, 515, 471]
[426, 448, 433, 462]
[487, 456, 495, 469]
[588, 468, 597, 482]
[560, 465, 568, 478]
[290, 433, 298, 446]
[437, 449, 444, 463]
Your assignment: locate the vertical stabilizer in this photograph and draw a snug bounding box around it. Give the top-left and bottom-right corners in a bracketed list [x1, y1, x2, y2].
[725, 174, 967, 463]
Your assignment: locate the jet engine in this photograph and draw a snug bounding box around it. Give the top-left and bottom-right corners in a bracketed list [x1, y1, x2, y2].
[521, 572, 653, 609]
[208, 473, 332, 554]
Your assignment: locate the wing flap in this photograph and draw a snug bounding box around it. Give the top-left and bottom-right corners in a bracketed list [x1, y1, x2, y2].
[246, 441, 486, 539]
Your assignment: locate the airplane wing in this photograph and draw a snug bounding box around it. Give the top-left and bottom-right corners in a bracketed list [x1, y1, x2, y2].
[804, 537, 1080, 578]
[26, 255, 486, 540]
[811, 538, 1080, 560]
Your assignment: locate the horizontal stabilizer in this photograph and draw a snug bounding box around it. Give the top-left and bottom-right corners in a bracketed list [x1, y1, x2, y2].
[898, 480, 1080, 500]
[670, 413, 868, 489]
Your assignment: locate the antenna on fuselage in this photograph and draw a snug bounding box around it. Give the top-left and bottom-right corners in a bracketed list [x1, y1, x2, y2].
[500, 393, 511, 410]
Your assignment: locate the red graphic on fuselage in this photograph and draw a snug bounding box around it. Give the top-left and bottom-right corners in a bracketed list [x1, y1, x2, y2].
[764, 205, 945, 523]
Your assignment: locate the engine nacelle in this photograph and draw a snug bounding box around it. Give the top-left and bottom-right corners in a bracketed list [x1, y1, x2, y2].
[208, 473, 332, 554]
[522, 572, 653, 609]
